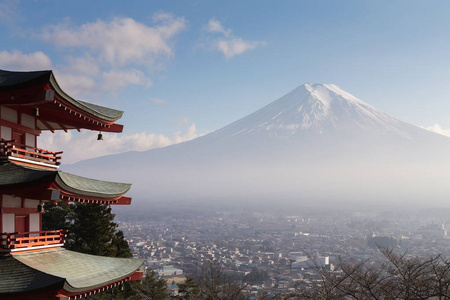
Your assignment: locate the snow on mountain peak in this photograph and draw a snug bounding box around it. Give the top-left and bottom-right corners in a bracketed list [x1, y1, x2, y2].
[214, 83, 412, 139]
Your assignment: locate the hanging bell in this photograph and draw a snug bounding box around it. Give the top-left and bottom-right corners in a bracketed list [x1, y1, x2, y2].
[37, 203, 44, 213]
[33, 106, 39, 117]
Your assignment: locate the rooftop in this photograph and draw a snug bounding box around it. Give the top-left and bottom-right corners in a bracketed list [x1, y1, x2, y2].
[0, 161, 132, 204]
[0, 248, 143, 298]
[0, 69, 125, 132]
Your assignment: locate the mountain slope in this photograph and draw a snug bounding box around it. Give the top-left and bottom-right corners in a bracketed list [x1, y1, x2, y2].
[213, 83, 410, 139]
[64, 84, 450, 209]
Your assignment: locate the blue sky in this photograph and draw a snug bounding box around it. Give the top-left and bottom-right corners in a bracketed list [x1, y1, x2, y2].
[1, 0, 450, 162]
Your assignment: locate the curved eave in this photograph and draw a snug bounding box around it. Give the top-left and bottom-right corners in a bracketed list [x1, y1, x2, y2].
[0, 161, 56, 190]
[58, 193, 132, 205]
[57, 270, 143, 299]
[0, 162, 131, 204]
[13, 249, 144, 294]
[48, 73, 124, 122]
[0, 254, 66, 298]
[0, 69, 51, 91]
[0, 70, 125, 131]
[0, 249, 144, 298]
[55, 171, 131, 199]
[35, 113, 124, 133]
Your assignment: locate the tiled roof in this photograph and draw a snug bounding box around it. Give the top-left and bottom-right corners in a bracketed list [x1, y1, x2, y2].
[56, 171, 131, 198]
[0, 249, 144, 296]
[0, 254, 65, 297]
[0, 161, 131, 198]
[0, 69, 124, 122]
[0, 69, 50, 89]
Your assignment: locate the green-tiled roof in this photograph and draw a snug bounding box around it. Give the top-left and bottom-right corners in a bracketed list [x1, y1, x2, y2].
[14, 249, 144, 293]
[0, 161, 56, 189]
[0, 69, 124, 122]
[0, 254, 65, 297]
[56, 171, 131, 198]
[0, 249, 143, 296]
[77, 100, 124, 121]
[0, 161, 131, 198]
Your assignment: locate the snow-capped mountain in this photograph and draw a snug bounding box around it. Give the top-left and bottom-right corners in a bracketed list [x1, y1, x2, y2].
[214, 83, 410, 138]
[65, 84, 450, 209]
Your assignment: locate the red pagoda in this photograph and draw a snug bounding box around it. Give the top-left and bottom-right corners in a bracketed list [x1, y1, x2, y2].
[0, 70, 143, 299]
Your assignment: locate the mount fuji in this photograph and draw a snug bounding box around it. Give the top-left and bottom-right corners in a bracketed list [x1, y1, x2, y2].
[65, 84, 450, 210]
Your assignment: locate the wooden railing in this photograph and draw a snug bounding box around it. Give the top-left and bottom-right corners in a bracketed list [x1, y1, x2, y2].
[0, 139, 62, 166]
[1, 230, 66, 250]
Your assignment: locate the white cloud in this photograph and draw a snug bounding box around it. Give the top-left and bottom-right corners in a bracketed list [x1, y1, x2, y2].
[64, 55, 100, 76]
[177, 116, 189, 126]
[149, 98, 167, 105]
[424, 124, 450, 138]
[101, 69, 152, 92]
[52, 71, 97, 97]
[0, 50, 52, 70]
[0, 0, 17, 23]
[173, 123, 199, 143]
[0, 12, 184, 99]
[206, 19, 231, 36]
[40, 14, 186, 68]
[32, 13, 186, 96]
[38, 123, 204, 164]
[218, 38, 265, 58]
[204, 18, 265, 58]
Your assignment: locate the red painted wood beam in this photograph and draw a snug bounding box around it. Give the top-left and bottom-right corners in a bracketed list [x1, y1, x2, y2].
[0, 207, 40, 214]
[0, 186, 60, 201]
[102, 123, 123, 133]
[0, 119, 41, 135]
[38, 119, 55, 133]
[115, 196, 132, 205]
[129, 270, 144, 281]
[57, 123, 68, 133]
[58, 194, 132, 206]
[0, 85, 49, 105]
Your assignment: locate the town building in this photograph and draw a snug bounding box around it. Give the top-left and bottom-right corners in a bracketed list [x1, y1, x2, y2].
[0, 69, 143, 299]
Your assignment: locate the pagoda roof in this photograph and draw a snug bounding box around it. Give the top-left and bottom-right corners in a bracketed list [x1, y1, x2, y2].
[0, 69, 124, 132]
[0, 161, 132, 204]
[0, 248, 143, 297]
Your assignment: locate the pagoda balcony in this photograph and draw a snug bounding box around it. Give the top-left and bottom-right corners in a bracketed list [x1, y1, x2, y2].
[0, 140, 62, 167]
[0, 230, 66, 252]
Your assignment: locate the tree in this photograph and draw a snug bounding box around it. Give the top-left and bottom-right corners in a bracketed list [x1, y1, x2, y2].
[137, 270, 169, 300]
[44, 202, 133, 257]
[47, 202, 131, 258]
[193, 261, 250, 300]
[43, 202, 136, 299]
[66, 203, 118, 256]
[175, 276, 201, 299]
[111, 230, 133, 258]
[42, 202, 72, 231]
[286, 248, 450, 299]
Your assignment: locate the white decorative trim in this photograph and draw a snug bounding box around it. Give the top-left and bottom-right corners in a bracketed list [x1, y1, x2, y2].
[8, 156, 59, 169]
[0, 243, 64, 253]
[10, 244, 64, 253]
